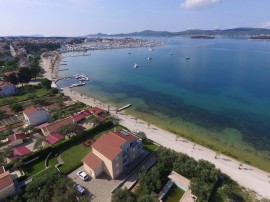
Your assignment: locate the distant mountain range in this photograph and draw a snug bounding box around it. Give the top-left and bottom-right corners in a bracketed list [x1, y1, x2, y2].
[86, 28, 270, 37]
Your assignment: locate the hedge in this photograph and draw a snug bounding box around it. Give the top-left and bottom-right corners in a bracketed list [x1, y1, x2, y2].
[5, 121, 114, 170]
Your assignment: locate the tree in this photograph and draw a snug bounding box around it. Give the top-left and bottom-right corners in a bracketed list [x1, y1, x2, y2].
[40, 78, 52, 89]
[137, 131, 147, 142]
[34, 137, 45, 150]
[0, 109, 6, 119]
[18, 67, 32, 85]
[137, 167, 161, 195]
[30, 66, 41, 79]
[10, 103, 23, 112]
[3, 73, 19, 85]
[111, 188, 136, 202]
[137, 194, 158, 202]
[0, 147, 13, 166]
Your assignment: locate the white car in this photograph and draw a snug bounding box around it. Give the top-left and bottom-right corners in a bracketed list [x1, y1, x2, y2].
[77, 171, 89, 181]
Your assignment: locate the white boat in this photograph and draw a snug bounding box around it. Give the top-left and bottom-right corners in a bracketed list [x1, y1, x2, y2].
[134, 63, 139, 68]
[147, 57, 152, 60]
[149, 48, 153, 51]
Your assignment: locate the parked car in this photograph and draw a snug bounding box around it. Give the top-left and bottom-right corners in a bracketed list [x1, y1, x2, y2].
[77, 171, 89, 181]
[74, 184, 85, 195]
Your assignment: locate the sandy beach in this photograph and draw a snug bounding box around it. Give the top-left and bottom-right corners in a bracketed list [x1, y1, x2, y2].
[41, 55, 270, 199]
[40, 52, 62, 80]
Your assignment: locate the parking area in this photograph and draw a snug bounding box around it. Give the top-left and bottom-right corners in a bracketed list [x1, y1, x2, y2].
[68, 166, 123, 202]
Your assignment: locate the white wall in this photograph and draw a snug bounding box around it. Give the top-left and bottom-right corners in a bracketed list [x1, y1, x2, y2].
[24, 110, 51, 126]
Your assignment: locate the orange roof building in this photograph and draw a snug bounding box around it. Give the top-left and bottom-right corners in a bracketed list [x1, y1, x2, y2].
[40, 117, 74, 136]
[82, 130, 142, 179]
[0, 167, 16, 201]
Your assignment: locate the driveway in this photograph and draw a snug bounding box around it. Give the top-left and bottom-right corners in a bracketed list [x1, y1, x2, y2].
[68, 166, 123, 202]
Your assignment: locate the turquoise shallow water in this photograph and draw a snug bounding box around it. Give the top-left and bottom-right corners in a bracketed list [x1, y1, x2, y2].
[58, 37, 270, 151]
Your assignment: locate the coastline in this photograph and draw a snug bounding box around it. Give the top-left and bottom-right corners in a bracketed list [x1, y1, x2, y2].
[40, 52, 270, 199]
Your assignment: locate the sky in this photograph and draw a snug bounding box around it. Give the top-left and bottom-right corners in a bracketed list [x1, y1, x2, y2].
[0, 0, 270, 36]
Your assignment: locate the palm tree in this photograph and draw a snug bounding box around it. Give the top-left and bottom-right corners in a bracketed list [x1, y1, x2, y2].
[34, 137, 46, 150]
[238, 163, 243, 169]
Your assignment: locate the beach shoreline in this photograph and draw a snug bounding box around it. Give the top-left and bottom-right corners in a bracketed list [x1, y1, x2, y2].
[40, 52, 270, 199]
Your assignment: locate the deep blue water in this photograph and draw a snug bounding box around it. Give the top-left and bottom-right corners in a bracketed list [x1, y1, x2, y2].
[58, 37, 270, 151]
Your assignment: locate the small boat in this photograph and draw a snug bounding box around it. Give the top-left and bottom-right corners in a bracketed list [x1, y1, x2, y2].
[128, 52, 131, 54]
[149, 48, 153, 51]
[147, 57, 152, 60]
[169, 53, 173, 55]
[134, 63, 139, 68]
[185, 57, 190, 60]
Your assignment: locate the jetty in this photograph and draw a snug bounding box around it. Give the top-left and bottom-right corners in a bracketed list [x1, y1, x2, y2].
[117, 104, 132, 112]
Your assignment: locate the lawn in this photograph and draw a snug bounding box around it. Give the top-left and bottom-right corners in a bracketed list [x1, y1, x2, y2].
[143, 141, 159, 152]
[58, 143, 92, 174]
[163, 184, 185, 202]
[48, 154, 59, 167]
[22, 158, 46, 178]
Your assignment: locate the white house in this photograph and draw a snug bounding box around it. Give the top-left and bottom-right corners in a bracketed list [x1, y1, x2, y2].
[23, 106, 51, 126]
[0, 82, 17, 96]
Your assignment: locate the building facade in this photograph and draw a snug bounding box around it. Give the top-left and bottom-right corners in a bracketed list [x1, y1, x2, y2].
[0, 82, 17, 96]
[23, 106, 51, 126]
[82, 130, 142, 179]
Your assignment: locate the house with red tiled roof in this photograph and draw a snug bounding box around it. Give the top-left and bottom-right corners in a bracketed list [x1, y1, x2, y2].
[82, 130, 142, 179]
[23, 106, 51, 126]
[0, 81, 17, 96]
[72, 111, 90, 123]
[8, 133, 27, 146]
[40, 117, 74, 136]
[13, 146, 32, 158]
[85, 107, 107, 116]
[0, 167, 16, 200]
[46, 133, 64, 145]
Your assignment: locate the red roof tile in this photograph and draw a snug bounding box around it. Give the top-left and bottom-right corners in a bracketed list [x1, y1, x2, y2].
[35, 122, 49, 129]
[92, 132, 126, 161]
[8, 133, 27, 142]
[43, 117, 74, 133]
[46, 133, 64, 145]
[114, 131, 138, 142]
[82, 151, 102, 170]
[23, 106, 48, 116]
[86, 107, 106, 116]
[4, 71, 18, 76]
[14, 146, 32, 158]
[72, 111, 89, 122]
[0, 172, 14, 190]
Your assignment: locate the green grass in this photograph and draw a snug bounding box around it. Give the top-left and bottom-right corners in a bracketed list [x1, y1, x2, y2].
[163, 184, 185, 202]
[48, 155, 59, 166]
[0, 88, 49, 106]
[59, 143, 92, 174]
[143, 141, 158, 152]
[22, 159, 46, 178]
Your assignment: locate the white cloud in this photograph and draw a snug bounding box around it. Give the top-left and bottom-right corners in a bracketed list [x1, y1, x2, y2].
[181, 0, 221, 9]
[261, 21, 270, 29]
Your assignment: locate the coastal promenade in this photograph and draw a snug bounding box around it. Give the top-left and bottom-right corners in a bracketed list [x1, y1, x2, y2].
[61, 88, 270, 199]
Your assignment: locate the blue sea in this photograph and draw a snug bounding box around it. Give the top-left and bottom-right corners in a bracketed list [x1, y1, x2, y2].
[58, 37, 270, 153]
